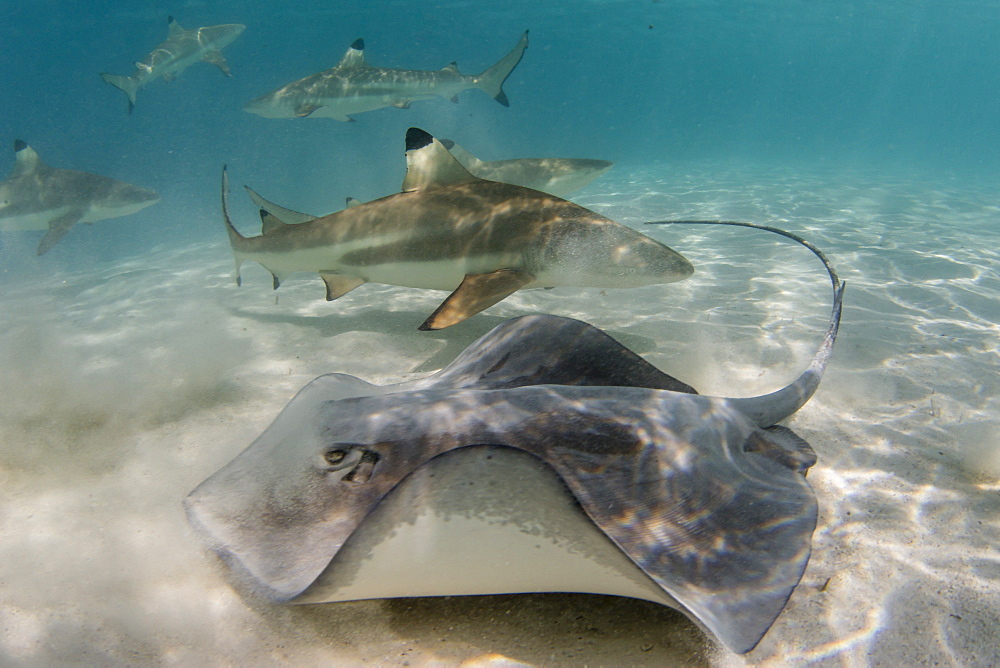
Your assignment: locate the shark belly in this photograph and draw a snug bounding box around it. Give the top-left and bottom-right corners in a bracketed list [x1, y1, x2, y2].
[245, 243, 526, 291]
[0, 205, 75, 232]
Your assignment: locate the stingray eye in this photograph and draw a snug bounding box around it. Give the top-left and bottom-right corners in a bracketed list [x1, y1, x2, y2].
[324, 449, 348, 466]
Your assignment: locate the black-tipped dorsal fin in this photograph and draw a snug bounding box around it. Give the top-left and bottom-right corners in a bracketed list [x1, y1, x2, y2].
[441, 61, 459, 74]
[402, 127, 478, 192]
[259, 209, 289, 236]
[336, 39, 368, 69]
[167, 16, 183, 36]
[12, 140, 43, 176]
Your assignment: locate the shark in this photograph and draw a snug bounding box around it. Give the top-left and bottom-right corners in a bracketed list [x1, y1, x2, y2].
[0, 141, 160, 255]
[185, 221, 845, 654]
[223, 127, 693, 330]
[440, 139, 613, 197]
[101, 16, 246, 113]
[242, 139, 613, 222]
[243, 32, 529, 120]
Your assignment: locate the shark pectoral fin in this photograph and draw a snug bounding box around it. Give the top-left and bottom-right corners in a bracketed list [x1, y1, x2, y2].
[295, 104, 321, 118]
[203, 50, 232, 76]
[245, 186, 317, 224]
[419, 269, 534, 330]
[319, 273, 365, 301]
[37, 210, 82, 255]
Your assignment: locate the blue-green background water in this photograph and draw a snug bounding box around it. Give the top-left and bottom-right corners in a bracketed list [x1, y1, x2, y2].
[2, 0, 999, 267]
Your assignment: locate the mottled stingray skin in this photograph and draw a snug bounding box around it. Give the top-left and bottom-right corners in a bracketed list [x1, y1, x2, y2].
[186, 265, 843, 653]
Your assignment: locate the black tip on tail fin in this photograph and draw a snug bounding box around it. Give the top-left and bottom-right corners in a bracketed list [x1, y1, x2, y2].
[14, 140, 26, 152]
[406, 127, 434, 151]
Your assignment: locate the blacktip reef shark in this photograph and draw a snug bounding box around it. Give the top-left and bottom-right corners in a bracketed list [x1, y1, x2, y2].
[244, 138, 613, 214]
[101, 16, 246, 113]
[243, 138, 613, 219]
[243, 31, 528, 120]
[440, 139, 613, 197]
[222, 127, 693, 330]
[0, 141, 159, 255]
[185, 219, 845, 654]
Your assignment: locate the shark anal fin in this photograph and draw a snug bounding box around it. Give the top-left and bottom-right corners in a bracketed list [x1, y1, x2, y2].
[419, 269, 533, 330]
[319, 273, 365, 301]
[37, 210, 82, 255]
[203, 49, 232, 76]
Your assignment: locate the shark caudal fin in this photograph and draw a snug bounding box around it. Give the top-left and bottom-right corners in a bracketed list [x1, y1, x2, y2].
[100, 73, 140, 114]
[221, 167, 250, 286]
[475, 31, 528, 106]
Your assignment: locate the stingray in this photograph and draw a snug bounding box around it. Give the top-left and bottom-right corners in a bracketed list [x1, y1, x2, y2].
[185, 221, 844, 654]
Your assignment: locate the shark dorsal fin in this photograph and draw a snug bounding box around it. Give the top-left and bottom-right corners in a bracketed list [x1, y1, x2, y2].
[438, 140, 482, 169]
[12, 140, 43, 176]
[336, 39, 368, 69]
[441, 61, 459, 74]
[259, 209, 289, 236]
[167, 16, 184, 36]
[402, 128, 479, 193]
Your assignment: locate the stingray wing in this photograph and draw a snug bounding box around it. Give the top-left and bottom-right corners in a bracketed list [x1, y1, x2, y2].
[511, 389, 818, 654]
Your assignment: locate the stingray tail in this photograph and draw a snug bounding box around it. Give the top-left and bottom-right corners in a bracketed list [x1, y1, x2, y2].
[729, 282, 844, 426]
[645, 220, 845, 427]
[100, 73, 139, 114]
[474, 31, 528, 106]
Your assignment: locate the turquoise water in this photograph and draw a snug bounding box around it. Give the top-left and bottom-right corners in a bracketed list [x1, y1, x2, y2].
[1, 2, 998, 665]
[3, 1, 1000, 263]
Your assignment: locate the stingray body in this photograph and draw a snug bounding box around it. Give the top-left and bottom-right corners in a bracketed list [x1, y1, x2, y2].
[101, 16, 245, 114]
[186, 222, 844, 652]
[0, 141, 160, 254]
[243, 32, 528, 121]
[224, 128, 692, 330]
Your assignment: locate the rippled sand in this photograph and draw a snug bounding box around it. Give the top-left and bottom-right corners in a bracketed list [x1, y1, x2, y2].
[0, 164, 997, 665]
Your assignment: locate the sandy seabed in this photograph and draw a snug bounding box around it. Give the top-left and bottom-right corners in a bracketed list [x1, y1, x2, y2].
[0, 164, 997, 666]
